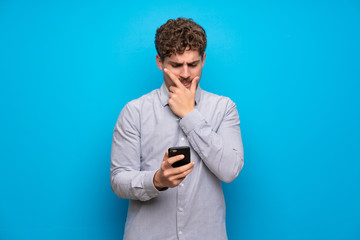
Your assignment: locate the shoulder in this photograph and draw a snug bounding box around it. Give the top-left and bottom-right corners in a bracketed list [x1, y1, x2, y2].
[124, 88, 159, 111]
[118, 88, 159, 121]
[200, 89, 240, 123]
[200, 88, 236, 109]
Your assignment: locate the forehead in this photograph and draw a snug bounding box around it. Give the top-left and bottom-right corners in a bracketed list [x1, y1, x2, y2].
[165, 50, 202, 63]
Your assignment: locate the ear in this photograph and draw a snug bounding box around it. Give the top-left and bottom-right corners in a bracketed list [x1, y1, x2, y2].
[201, 53, 206, 67]
[156, 54, 163, 71]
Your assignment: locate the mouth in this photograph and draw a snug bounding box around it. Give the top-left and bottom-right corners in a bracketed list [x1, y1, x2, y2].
[180, 80, 191, 88]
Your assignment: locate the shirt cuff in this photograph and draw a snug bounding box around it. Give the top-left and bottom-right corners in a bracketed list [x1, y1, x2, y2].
[179, 109, 205, 134]
[143, 170, 161, 199]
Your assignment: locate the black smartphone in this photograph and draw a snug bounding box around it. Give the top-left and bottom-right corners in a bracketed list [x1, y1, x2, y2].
[168, 146, 191, 168]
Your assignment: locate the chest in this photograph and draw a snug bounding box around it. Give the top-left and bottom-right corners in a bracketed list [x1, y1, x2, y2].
[138, 101, 225, 170]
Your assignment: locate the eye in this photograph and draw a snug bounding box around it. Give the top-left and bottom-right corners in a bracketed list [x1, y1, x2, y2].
[189, 63, 198, 67]
[171, 64, 181, 68]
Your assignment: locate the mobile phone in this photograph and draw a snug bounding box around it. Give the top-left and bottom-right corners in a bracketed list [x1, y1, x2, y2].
[168, 146, 191, 168]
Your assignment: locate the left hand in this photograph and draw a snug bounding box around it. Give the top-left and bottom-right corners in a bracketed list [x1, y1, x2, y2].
[164, 68, 199, 118]
[153, 150, 195, 190]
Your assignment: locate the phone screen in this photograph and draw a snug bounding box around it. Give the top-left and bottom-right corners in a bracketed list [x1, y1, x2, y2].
[168, 146, 191, 168]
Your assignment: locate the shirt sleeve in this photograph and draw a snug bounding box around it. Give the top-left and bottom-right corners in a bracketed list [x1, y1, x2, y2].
[110, 103, 160, 201]
[179, 99, 244, 183]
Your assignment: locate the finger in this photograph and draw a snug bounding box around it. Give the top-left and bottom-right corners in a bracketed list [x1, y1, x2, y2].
[167, 98, 174, 107]
[176, 161, 195, 173]
[167, 154, 185, 165]
[168, 86, 177, 94]
[170, 177, 185, 186]
[163, 151, 168, 162]
[170, 161, 194, 175]
[164, 68, 184, 89]
[172, 164, 194, 179]
[168, 86, 177, 98]
[190, 76, 200, 93]
[168, 178, 185, 188]
[163, 154, 184, 169]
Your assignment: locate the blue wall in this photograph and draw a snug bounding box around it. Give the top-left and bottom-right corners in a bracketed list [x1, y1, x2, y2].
[1, 1, 359, 239]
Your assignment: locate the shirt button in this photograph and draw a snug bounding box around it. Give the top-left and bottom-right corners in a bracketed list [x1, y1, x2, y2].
[179, 231, 183, 235]
[181, 137, 185, 141]
[178, 207, 183, 212]
[180, 183, 184, 187]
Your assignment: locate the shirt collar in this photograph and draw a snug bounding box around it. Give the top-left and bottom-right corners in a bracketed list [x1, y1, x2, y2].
[159, 82, 202, 107]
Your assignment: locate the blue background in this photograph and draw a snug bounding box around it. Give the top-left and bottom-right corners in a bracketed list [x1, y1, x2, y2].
[1, 0, 359, 239]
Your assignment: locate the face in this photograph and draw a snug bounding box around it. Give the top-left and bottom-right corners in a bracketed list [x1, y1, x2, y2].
[156, 50, 206, 90]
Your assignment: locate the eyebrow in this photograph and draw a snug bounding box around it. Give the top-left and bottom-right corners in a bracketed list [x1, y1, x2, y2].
[168, 60, 201, 65]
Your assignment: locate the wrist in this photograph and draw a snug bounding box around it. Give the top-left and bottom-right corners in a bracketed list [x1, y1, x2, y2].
[153, 170, 167, 191]
[180, 107, 195, 119]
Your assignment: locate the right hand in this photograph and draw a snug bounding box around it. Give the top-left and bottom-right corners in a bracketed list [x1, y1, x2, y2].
[164, 68, 199, 118]
[153, 151, 195, 190]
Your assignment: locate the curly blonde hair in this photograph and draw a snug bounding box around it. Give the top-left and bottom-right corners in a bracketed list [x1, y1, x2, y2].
[155, 18, 207, 61]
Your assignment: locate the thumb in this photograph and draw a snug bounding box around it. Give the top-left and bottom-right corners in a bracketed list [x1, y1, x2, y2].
[163, 150, 168, 162]
[191, 76, 200, 93]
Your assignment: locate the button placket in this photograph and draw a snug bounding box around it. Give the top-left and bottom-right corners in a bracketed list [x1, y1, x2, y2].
[177, 166, 186, 239]
[176, 117, 188, 239]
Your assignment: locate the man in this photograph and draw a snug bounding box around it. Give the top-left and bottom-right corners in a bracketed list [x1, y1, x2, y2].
[111, 17, 244, 240]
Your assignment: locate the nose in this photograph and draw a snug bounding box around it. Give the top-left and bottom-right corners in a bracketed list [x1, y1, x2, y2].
[179, 65, 190, 80]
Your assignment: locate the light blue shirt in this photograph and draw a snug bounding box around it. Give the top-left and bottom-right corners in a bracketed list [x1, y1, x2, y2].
[111, 83, 244, 240]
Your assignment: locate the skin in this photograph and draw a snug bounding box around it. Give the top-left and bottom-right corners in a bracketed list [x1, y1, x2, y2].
[153, 50, 206, 190]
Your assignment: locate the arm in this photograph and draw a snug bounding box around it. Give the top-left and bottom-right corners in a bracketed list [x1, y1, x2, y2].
[164, 68, 244, 183]
[110, 102, 195, 201]
[180, 100, 244, 183]
[110, 103, 160, 201]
